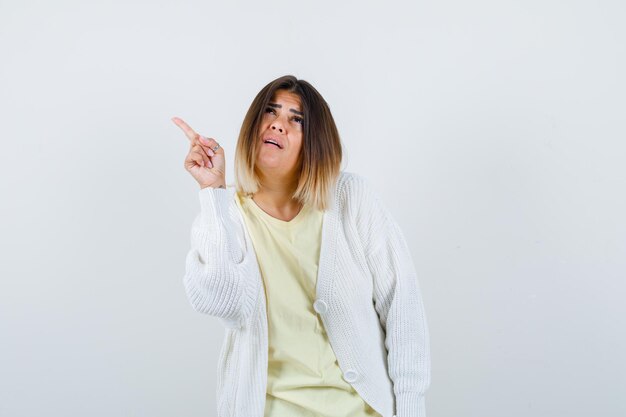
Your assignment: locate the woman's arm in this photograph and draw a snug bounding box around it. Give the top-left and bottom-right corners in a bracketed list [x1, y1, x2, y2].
[353, 175, 431, 417]
[183, 186, 258, 330]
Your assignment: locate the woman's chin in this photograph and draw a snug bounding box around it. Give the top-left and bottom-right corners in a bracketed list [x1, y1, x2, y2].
[257, 155, 282, 168]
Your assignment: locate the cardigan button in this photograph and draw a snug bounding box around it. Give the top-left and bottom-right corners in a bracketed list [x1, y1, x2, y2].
[313, 299, 328, 314]
[343, 369, 358, 383]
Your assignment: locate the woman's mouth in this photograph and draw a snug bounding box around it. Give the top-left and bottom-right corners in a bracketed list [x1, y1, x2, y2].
[263, 138, 282, 149]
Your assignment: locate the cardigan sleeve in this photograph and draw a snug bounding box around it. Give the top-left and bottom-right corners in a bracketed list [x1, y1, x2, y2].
[353, 175, 431, 417]
[183, 187, 258, 330]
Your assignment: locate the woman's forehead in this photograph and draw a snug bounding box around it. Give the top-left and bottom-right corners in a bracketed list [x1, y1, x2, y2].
[271, 90, 301, 107]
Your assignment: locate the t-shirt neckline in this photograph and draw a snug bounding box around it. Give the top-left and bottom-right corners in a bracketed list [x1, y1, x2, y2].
[245, 194, 309, 227]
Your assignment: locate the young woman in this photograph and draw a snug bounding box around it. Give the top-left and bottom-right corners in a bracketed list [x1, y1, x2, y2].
[172, 75, 430, 417]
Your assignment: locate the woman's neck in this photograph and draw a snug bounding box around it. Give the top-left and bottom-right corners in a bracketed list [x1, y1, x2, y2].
[252, 176, 303, 219]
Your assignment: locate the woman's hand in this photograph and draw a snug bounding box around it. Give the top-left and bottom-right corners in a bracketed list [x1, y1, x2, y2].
[172, 117, 226, 189]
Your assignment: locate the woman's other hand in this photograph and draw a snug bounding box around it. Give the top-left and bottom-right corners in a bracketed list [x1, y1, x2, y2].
[172, 116, 226, 189]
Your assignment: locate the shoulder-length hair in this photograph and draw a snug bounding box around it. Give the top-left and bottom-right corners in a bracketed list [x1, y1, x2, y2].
[233, 75, 343, 212]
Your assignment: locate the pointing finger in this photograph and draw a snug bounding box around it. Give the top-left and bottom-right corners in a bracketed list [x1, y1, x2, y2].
[171, 116, 199, 143]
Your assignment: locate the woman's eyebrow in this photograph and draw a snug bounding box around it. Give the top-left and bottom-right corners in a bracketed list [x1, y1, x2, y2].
[268, 102, 304, 116]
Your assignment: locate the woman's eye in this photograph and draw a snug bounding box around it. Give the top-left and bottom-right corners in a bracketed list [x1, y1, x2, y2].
[293, 117, 303, 125]
[265, 107, 276, 114]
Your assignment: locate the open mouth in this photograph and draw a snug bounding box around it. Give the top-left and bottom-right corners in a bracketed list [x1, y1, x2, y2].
[263, 139, 282, 149]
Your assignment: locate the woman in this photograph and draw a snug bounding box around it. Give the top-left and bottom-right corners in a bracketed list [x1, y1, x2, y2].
[172, 75, 430, 417]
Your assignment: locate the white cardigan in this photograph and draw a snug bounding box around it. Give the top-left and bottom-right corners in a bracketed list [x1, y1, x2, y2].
[183, 171, 431, 417]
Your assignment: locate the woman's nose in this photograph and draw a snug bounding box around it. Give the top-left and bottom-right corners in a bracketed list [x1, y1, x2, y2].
[271, 120, 284, 133]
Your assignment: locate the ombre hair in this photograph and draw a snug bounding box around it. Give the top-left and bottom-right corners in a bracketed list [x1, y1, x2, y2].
[234, 75, 343, 212]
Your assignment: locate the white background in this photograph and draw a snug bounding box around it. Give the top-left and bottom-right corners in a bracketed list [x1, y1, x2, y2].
[1, 0, 625, 416]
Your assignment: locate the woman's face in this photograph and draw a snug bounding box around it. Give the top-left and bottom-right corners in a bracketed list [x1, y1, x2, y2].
[255, 89, 304, 182]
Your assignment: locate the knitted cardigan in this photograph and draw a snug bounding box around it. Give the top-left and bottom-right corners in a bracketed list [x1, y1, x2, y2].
[183, 170, 431, 417]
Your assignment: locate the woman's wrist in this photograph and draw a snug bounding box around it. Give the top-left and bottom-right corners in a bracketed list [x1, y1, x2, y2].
[200, 182, 226, 190]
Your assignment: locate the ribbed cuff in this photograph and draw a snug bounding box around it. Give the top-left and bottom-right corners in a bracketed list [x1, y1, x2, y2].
[395, 392, 426, 417]
[199, 186, 234, 219]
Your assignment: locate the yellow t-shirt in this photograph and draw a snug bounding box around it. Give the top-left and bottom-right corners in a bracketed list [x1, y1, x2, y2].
[235, 191, 382, 417]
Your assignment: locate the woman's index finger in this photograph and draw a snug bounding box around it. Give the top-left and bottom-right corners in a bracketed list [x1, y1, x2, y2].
[171, 117, 198, 142]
